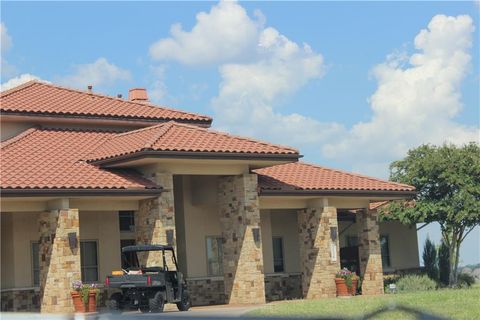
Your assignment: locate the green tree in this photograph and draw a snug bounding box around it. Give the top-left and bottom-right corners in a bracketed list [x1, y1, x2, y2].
[422, 237, 438, 281]
[438, 240, 450, 286]
[383, 143, 480, 286]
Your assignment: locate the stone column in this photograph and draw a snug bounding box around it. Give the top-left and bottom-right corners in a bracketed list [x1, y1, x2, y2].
[298, 206, 340, 299]
[136, 172, 176, 267]
[358, 209, 384, 295]
[218, 174, 266, 304]
[38, 209, 81, 313]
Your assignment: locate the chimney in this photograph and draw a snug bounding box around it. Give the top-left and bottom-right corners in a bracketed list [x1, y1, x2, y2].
[128, 88, 148, 102]
[87, 85, 93, 93]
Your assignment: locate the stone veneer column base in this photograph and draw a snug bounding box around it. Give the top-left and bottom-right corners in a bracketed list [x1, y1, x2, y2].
[38, 209, 81, 313]
[358, 209, 384, 295]
[298, 206, 340, 299]
[136, 172, 176, 267]
[218, 174, 266, 304]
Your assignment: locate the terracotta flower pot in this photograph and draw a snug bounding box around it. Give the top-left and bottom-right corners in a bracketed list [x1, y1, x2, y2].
[335, 278, 350, 297]
[87, 290, 97, 312]
[71, 291, 86, 313]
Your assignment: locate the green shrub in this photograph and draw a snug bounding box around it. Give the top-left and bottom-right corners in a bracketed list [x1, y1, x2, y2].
[457, 273, 475, 288]
[396, 274, 437, 292]
[422, 238, 438, 280]
[438, 240, 450, 286]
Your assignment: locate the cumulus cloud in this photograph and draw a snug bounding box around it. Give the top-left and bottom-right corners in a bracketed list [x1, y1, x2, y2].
[57, 58, 131, 90]
[323, 14, 479, 176]
[149, 0, 261, 65]
[0, 73, 44, 91]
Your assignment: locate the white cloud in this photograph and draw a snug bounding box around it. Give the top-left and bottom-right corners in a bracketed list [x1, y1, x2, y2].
[1, 23, 12, 53]
[323, 14, 479, 176]
[1, 73, 44, 91]
[149, 0, 261, 65]
[57, 58, 131, 90]
[1, 22, 16, 78]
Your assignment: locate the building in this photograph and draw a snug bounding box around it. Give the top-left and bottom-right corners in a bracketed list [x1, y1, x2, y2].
[0, 81, 419, 313]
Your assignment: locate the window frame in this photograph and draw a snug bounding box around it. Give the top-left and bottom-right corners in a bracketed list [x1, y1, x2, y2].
[380, 234, 391, 268]
[80, 240, 99, 283]
[31, 241, 40, 287]
[272, 236, 285, 273]
[205, 235, 223, 277]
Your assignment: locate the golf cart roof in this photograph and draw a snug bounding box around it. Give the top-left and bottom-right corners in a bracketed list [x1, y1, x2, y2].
[122, 245, 174, 253]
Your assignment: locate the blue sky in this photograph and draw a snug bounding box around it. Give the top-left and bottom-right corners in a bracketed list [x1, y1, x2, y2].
[1, 1, 479, 265]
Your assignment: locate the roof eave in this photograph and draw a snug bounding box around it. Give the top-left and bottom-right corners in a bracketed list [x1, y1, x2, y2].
[90, 150, 302, 167]
[0, 188, 163, 197]
[259, 189, 416, 198]
[0, 111, 213, 127]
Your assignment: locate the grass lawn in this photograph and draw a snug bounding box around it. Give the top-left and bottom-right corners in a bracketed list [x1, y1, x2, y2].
[249, 285, 480, 319]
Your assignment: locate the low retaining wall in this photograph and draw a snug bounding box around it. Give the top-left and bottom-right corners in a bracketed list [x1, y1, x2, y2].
[1, 288, 40, 312]
[186, 277, 226, 306]
[264, 273, 303, 302]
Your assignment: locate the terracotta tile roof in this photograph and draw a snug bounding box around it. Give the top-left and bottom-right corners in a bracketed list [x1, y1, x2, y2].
[87, 121, 299, 162]
[255, 162, 415, 194]
[0, 127, 159, 190]
[0, 81, 212, 124]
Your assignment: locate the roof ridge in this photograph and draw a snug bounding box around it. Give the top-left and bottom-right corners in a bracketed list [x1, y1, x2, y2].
[0, 126, 40, 150]
[2, 81, 212, 121]
[143, 122, 175, 149]
[115, 122, 168, 137]
[0, 80, 39, 97]
[170, 121, 299, 154]
[297, 161, 414, 189]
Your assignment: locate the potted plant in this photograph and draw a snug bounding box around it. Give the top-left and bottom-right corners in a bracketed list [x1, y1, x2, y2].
[71, 281, 100, 313]
[335, 268, 359, 297]
[71, 280, 86, 312]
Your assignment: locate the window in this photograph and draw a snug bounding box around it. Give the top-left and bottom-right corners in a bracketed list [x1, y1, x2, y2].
[272, 237, 285, 273]
[346, 235, 359, 247]
[206, 237, 223, 276]
[80, 241, 98, 282]
[121, 239, 136, 269]
[380, 235, 391, 268]
[31, 242, 40, 286]
[119, 211, 135, 232]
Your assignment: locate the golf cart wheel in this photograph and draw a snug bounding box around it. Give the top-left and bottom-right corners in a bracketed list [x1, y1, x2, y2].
[107, 292, 123, 314]
[139, 305, 150, 313]
[176, 290, 191, 311]
[149, 291, 165, 313]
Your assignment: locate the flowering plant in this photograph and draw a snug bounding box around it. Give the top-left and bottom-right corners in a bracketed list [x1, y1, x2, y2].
[71, 281, 100, 306]
[336, 268, 359, 290]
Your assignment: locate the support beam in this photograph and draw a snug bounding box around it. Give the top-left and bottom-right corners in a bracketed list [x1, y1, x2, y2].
[358, 209, 384, 295]
[298, 206, 340, 299]
[38, 209, 80, 313]
[218, 174, 266, 304]
[136, 172, 176, 267]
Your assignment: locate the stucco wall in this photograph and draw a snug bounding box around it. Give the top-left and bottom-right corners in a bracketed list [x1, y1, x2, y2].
[79, 211, 122, 281]
[0, 122, 34, 142]
[270, 210, 301, 273]
[339, 219, 419, 271]
[180, 175, 222, 278]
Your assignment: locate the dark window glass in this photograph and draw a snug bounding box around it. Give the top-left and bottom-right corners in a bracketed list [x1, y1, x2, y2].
[121, 239, 137, 269]
[380, 235, 391, 268]
[206, 237, 223, 276]
[272, 237, 285, 273]
[32, 242, 40, 286]
[119, 211, 135, 232]
[80, 241, 98, 282]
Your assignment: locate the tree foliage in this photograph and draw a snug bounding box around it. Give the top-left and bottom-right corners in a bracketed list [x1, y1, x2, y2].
[382, 143, 480, 286]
